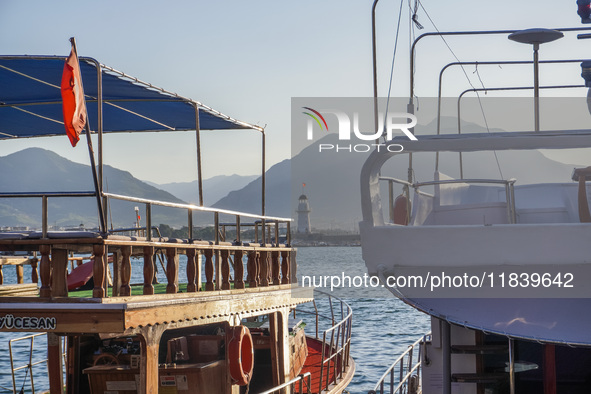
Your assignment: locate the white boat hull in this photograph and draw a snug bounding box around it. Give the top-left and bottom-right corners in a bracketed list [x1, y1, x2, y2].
[361, 221, 591, 345]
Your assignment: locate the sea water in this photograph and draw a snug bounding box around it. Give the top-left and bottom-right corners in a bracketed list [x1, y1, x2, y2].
[0, 246, 429, 394]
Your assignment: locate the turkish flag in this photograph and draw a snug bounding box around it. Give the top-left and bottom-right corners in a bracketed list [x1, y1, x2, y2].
[61, 48, 87, 147]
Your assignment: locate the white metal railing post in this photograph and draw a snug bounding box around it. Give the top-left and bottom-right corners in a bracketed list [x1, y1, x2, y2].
[510, 181, 517, 223]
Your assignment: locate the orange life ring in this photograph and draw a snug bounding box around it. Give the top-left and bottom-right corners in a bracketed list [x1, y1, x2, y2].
[228, 325, 254, 386]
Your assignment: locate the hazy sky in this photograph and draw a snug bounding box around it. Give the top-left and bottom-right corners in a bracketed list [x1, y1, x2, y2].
[1, 0, 589, 183]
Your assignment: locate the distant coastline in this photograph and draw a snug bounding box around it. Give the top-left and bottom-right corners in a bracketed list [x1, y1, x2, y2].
[292, 232, 360, 247]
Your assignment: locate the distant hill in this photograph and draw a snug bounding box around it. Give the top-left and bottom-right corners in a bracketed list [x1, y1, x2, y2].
[147, 174, 258, 206]
[1, 126, 583, 231]
[215, 123, 583, 231]
[0, 148, 188, 228]
[213, 159, 290, 217]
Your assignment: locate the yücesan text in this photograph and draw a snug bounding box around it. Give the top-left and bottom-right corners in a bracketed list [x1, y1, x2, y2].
[318, 143, 404, 153]
[0, 314, 57, 330]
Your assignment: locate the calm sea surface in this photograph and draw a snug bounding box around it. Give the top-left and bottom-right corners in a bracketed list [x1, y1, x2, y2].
[0, 246, 429, 394]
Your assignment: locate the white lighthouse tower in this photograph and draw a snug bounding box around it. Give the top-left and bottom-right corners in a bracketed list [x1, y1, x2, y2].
[296, 194, 311, 234]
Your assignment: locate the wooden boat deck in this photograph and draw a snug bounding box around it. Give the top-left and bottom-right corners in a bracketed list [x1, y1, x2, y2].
[0, 285, 312, 334]
[0, 234, 310, 335]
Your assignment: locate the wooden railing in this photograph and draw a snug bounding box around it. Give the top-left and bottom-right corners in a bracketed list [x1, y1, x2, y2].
[32, 240, 295, 299]
[0, 256, 38, 285]
[0, 190, 295, 300]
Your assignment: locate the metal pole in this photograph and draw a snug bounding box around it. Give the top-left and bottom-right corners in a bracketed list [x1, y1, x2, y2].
[193, 104, 204, 206]
[188, 210, 193, 241]
[86, 56, 106, 229]
[69, 38, 106, 233]
[510, 182, 516, 224]
[372, 0, 381, 145]
[410, 27, 591, 101]
[441, 321, 451, 394]
[533, 43, 540, 132]
[214, 212, 219, 245]
[509, 338, 515, 394]
[146, 203, 152, 241]
[42, 195, 48, 238]
[261, 130, 266, 216]
[456, 82, 585, 179]
[388, 180, 394, 223]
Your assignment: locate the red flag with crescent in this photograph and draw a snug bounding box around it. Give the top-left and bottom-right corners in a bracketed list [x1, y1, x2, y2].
[60, 48, 87, 147]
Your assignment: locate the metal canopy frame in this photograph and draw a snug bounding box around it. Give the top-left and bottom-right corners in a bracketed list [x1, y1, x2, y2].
[0, 55, 267, 230]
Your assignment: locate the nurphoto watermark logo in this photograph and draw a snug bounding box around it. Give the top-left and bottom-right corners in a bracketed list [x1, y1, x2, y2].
[296, 99, 417, 154]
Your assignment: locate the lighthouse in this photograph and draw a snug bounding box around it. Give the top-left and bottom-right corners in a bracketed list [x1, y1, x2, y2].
[296, 194, 311, 234]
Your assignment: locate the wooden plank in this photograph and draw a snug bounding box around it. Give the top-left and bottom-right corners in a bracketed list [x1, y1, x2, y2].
[30, 257, 38, 284]
[138, 325, 166, 394]
[166, 247, 179, 294]
[544, 344, 556, 394]
[51, 248, 69, 297]
[66, 335, 81, 394]
[0, 308, 125, 333]
[143, 246, 154, 295]
[268, 312, 281, 387]
[112, 250, 121, 297]
[215, 250, 221, 290]
[39, 245, 51, 298]
[47, 333, 63, 394]
[0, 257, 31, 265]
[0, 283, 38, 297]
[124, 287, 313, 329]
[186, 248, 197, 292]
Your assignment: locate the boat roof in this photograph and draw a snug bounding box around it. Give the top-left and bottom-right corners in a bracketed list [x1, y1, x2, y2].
[0, 55, 262, 139]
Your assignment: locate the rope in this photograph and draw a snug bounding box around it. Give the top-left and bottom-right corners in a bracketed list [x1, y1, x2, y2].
[382, 0, 406, 141]
[18, 365, 30, 394]
[411, 0, 424, 29]
[417, 0, 504, 180]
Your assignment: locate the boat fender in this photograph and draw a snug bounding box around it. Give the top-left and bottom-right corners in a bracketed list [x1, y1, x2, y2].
[228, 325, 254, 386]
[393, 194, 410, 225]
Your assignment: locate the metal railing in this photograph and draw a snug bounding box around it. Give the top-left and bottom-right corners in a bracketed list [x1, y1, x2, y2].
[0, 190, 292, 244]
[103, 192, 292, 244]
[9, 333, 66, 394]
[256, 372, 312, 394]
[0, 192, 296, 300]
[0, 191, 97, 238]
[369, 333, 430, 394]
[295, 290, 353, 393]
[380, 176, 517, 224]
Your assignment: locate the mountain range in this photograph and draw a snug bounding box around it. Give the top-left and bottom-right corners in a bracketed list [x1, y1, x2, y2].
[0, 120, 583, 231]
[145, 174, 258, 206]
[0, 148, 187, 228]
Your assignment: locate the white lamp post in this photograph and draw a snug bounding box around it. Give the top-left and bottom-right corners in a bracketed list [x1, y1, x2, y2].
[508, 28, 564, 131]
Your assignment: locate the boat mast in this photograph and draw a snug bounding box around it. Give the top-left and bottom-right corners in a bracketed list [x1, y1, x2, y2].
[70, 38, 106, 233]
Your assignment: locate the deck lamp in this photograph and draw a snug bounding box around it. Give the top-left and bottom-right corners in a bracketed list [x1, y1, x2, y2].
[508, 28, 564, 131]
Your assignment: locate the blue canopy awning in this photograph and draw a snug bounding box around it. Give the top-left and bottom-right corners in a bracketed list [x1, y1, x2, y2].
[0, 56, 261, 139]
